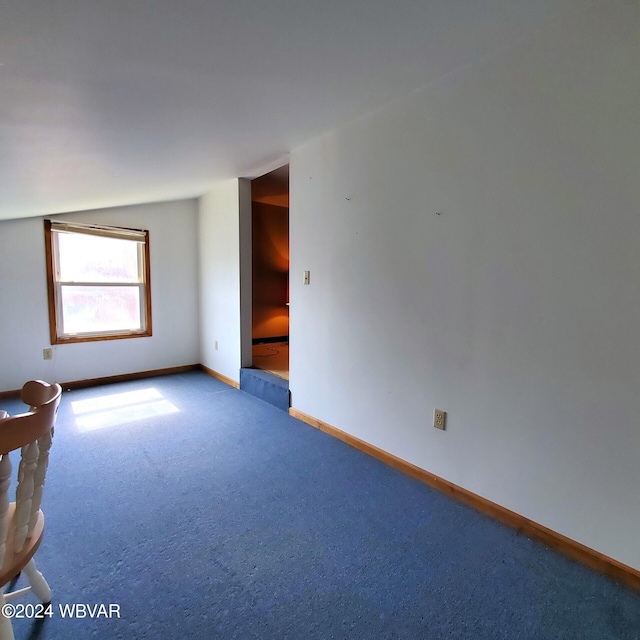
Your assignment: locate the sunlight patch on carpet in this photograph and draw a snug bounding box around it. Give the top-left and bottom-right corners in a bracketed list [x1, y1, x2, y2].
[71, 388, 179, 432]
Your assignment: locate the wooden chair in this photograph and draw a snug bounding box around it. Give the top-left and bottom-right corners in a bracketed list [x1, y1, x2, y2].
[0, 381, 61, 640]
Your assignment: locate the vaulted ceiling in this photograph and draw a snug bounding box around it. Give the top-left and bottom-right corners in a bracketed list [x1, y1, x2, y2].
[1, 0, 580, 221]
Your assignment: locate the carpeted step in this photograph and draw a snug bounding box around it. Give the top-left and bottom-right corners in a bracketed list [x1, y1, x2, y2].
[240, 368, 290, 411]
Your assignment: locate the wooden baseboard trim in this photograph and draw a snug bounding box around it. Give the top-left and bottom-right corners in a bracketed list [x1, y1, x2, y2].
[0, 365, 200, 399]
[199, 364, 240, 389]
[1, 363, 239, 400]
[61, 365, 200, 390]
[289, 406, 640, 593]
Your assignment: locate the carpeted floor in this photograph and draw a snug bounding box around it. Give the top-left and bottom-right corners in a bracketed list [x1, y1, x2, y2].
[2, 371, 639, 639]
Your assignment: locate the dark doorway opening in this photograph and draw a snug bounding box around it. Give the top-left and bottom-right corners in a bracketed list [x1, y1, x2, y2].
[250, 165, 289, 380]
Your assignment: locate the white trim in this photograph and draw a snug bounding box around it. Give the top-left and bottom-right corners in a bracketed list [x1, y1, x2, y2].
[49, 220, 146, 242]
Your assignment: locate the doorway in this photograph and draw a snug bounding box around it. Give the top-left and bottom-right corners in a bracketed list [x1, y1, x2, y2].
[250, 165, 289, 380]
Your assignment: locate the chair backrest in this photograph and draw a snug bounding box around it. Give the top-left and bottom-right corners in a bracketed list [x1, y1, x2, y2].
[0, 381, 62, 571]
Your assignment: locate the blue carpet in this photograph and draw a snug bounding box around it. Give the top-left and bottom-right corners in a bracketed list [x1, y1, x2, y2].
[1, 371, 638, 639]
[240, 368, 290, 411]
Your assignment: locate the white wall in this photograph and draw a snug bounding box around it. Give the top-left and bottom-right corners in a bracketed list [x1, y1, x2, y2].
[198, 180, 244, 382]
[290, 3, 640, 570]
[0, 199, 200, 391]
[239, 179, 253, 368]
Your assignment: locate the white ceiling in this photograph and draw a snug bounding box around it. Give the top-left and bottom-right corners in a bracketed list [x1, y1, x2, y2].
[1, 0, 578, 221]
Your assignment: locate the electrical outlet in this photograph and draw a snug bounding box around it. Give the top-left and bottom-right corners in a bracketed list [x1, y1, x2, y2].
[433, 409, 446, 430]
[214, 340, 219, 351]
[43, 348, 53, 360]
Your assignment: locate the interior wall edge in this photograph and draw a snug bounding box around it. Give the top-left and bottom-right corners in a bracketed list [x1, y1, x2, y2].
[199, 364, 240, 389]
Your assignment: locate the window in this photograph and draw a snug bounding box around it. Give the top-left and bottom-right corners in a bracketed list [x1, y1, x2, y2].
[45, 220, 152, 344]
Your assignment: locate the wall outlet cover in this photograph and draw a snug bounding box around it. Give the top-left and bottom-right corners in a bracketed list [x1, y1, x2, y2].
[433, 409, 446, 430]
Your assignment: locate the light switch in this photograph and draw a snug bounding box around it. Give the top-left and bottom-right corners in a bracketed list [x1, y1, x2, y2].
[303, 270, 310, 285]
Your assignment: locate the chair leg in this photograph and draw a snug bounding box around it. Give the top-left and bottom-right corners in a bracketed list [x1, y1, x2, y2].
[0, 591, 15, 640]
[22, 559, 51, 604]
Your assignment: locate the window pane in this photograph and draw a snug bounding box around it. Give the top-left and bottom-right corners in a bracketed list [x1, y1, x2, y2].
[60, 286, 142, 334]
[57, 233, 140, 283]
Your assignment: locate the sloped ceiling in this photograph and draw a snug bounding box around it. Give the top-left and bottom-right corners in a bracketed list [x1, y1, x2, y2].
[0, 0, 581, 220]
